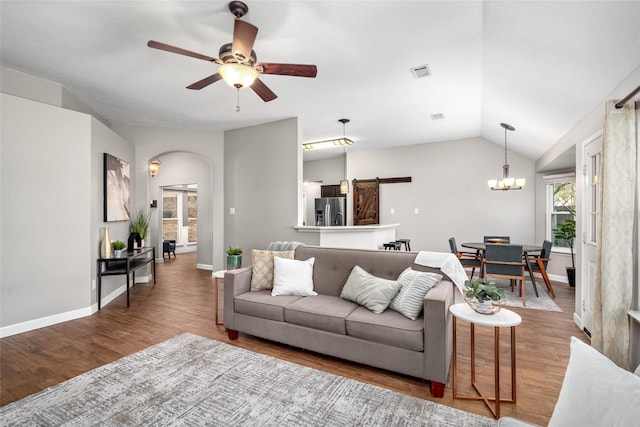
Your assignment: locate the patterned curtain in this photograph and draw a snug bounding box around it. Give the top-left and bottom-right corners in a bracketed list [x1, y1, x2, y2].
[592, 100, 637, 369]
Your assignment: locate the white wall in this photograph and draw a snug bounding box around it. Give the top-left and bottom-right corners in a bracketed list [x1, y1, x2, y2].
[1, 94, 92, 328]
[225, 117, 314, 261]
[112, 125, 224, 271]
[348, 137, 536, 252]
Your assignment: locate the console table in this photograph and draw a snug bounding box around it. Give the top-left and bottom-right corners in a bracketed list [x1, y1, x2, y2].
[96, 247, 156, 310]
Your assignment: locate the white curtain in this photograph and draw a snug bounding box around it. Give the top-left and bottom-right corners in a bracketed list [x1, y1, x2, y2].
[592, 100, 638, 369]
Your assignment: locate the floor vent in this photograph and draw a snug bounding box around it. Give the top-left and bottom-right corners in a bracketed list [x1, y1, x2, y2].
[410, 64, 431, 79]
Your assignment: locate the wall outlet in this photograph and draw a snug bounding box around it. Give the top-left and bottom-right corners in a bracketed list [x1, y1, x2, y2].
[229, 207, 236, 215]
[414, 208, 419, 214]
[390, 208, 395, 214]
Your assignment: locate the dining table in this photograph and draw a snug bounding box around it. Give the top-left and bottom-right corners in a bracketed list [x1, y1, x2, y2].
[461, 242, 542, 297]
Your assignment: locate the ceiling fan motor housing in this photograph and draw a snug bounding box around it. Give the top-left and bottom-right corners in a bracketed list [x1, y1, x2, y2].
[219, 42, 257, 65]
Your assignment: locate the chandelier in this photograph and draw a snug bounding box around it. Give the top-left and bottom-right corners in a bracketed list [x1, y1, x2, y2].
[488, 123, 525, 191]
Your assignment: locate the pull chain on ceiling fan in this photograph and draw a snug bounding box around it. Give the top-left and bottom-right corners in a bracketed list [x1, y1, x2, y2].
[147, 1, 317, 109]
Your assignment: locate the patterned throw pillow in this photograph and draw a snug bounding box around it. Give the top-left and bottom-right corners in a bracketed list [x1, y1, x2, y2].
[250, 250, 295, 291]
[340, 265, 402, 314]
[389, 267, 442, 320]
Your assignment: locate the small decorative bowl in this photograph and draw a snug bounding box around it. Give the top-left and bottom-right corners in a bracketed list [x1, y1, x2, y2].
[464, 297, 506, 315]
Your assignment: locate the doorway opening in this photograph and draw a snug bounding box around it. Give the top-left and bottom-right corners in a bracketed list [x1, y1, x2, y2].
[162, 184, 198, 254]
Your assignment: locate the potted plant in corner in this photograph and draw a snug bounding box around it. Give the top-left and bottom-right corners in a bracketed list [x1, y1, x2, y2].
[227, 246, 243, 270]
[553, 217, 576, 287]
[130, 209, 152, 248]
[111, 240, 126, 257]
[464, 278, 505, 314]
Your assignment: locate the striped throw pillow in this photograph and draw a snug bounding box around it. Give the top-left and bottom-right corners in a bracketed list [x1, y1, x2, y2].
[389, 268, 442, 320]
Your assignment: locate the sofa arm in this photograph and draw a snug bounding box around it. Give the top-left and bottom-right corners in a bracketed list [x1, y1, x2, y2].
[223, 266, 252, 329]
[423, 279, 455, 385]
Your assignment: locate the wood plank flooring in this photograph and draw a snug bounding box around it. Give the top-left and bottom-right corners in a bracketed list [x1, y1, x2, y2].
[0, 252, 587, 425]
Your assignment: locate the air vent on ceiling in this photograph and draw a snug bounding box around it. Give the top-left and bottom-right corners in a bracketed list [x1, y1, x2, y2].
[411, 64, 431, 79]
[431, 113, 445, 120]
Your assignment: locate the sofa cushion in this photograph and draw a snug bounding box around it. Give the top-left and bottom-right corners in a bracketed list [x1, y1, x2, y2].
[250, 250, 295, 291]
[390, 268, 442, 320]
[346, 306, 424, 351]
[340, 265, 402, 314]
[235, 290, 303, 322]
[285, 295, 359, 335]
[548, 336, 640, 427]
[272, 257, 318, 296]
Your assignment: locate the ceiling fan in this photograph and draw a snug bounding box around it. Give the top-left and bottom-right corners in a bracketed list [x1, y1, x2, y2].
[147, 1, 317, 104]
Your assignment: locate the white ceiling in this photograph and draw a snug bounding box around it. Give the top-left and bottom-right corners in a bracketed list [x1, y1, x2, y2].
[1, 1, 639, 162]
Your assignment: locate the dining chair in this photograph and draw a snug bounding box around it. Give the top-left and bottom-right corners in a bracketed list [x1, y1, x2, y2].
[483, 235, 511, 243]
[524, 240, 555, 298]
[449, 237, 482, 279]
[482, 244, 527, 306]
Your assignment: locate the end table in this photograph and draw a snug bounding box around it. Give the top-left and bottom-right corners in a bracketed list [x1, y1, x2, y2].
[212, 270, 226, 325]
[449, 303, 522, 419]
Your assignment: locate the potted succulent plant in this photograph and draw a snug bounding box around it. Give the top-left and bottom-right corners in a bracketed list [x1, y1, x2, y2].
[464, 278, 505, 314]
[111, 240, 126, 257]
[553, 218, 576, 287]
[226, 246, 243, 270]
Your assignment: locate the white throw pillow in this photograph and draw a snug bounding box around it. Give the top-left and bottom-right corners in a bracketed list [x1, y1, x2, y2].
[271, 257, 317, 296]
[389, 267, 442, 320]
[340, 265, 401, 314]
[548, 336, 640, 427]
[250, 249, 295, 291]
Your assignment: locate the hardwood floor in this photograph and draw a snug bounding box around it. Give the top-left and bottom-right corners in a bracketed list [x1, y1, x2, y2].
[0, 252, 587, 425]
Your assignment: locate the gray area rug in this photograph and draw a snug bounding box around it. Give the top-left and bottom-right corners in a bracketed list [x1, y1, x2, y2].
[493, 279, 562, 312]
[1, 333, 496, 426]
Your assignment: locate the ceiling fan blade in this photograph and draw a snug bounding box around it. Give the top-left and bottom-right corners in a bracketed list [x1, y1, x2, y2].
[231, 19, 258, 63]
[187, 73, 222, 90]
[257, 63, 317, 78]
[251, 78, 277, 102]
[148, 40, 218, 63]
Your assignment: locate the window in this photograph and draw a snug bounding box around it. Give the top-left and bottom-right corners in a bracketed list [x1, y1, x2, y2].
[544, 173, 576, 252]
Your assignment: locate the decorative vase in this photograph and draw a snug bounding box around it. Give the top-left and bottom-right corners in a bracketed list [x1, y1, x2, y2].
[100, 227, 113, 258]
[464, 297, 505, 315]
[567, 267, 576, 287]
[227, 255, 242, 270]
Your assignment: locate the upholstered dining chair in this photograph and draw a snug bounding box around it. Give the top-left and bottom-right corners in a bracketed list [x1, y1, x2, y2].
[483, 235, 511, 243]
[525, 240, 555, 298]
[449, 237, 482, 279]
[482, 243, 527, 306]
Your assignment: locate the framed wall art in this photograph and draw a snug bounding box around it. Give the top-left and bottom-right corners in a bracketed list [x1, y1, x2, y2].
[103, 153, 131, 222]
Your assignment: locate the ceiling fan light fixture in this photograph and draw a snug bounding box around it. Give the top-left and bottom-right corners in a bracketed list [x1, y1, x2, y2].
[302, 138, 354, 151]
[219, 63, 258, 88]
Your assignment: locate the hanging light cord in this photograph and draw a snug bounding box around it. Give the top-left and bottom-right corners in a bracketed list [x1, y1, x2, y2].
[236, 88, 241, 112]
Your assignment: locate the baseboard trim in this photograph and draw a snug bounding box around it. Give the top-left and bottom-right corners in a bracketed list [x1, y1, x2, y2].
[0, 305, 93, 338]
[548, 273, 568, 284]
[197, 263, 213, 271]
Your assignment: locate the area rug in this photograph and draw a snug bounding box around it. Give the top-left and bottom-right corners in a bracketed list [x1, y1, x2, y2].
[1, 333, 495, 426]
[493, 279, 562, 312]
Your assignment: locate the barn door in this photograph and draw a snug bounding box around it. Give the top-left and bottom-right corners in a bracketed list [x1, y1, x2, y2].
[353, 179, 379, 225]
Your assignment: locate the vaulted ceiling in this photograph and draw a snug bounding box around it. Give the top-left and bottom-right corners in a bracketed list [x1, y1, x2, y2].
[1, 1, 639, 162]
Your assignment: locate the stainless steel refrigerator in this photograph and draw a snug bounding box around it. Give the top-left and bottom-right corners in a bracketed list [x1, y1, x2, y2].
[315, 197, 346, 226]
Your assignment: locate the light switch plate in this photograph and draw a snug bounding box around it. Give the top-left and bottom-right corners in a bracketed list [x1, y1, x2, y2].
[390, 208, 395, 214]
[230, 207, 236, 214]
[414, 208, 419, 214]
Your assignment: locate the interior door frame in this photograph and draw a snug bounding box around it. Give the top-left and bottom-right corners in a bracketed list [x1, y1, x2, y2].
[577, 130, 603, 334]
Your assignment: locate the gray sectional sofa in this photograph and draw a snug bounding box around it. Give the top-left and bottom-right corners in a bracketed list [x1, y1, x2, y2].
[223, 245, 456, 397]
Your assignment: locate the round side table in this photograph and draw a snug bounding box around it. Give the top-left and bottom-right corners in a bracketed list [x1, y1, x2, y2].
[449, 303, 522, 419]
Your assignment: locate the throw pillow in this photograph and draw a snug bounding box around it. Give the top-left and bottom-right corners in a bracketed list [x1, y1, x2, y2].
[389, 267, 442, 320]
[548, 336, 640, 427]
[251, 250, 295, 291]
[340, 265, 402, 314]
[272, 256, 317, 296]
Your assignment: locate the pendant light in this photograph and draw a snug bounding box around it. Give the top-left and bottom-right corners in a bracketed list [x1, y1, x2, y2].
[488, 123, 525, 191]
[338, 119, 350, 194]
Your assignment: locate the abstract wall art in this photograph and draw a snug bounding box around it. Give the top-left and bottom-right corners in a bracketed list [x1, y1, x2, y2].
[104, 153, 131, 221]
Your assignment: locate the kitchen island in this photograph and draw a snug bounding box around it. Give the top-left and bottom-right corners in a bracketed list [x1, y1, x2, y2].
[293, 224, 399, 250]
